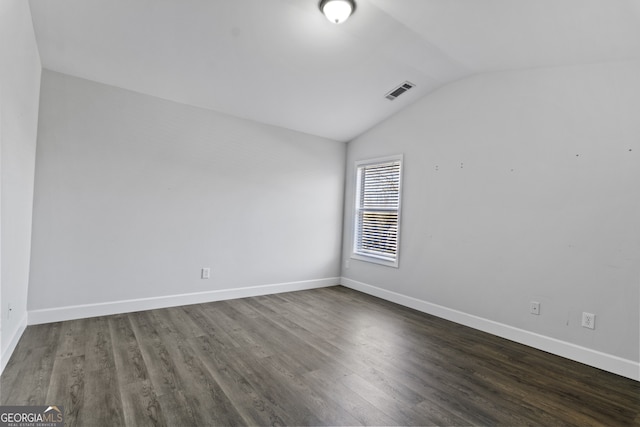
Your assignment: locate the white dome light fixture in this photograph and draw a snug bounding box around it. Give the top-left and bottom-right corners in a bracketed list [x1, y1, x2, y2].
[319, 0, 355, 24]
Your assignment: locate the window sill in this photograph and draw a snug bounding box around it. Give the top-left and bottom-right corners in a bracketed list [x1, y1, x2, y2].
[351, 253, 399, 268]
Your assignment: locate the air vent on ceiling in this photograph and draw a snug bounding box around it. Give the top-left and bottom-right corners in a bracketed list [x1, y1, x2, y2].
[385, 81, 416, 100]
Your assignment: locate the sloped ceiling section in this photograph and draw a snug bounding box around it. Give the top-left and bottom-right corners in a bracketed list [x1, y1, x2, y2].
[28, 0, 640, 142]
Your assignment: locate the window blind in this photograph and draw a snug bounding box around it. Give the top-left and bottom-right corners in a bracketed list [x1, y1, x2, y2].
[354, 158, 402, 265]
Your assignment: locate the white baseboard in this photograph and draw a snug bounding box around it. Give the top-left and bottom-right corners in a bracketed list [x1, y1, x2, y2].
[1, 313, 28, 374]
[28, 277, 338, 326]
[340, 277, 639, 382]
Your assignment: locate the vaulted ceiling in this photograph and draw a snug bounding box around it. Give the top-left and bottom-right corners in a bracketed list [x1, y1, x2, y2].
[28, 0, 640, 141]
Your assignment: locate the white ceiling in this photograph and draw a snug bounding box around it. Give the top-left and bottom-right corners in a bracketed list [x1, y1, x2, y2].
[28, 0, 640, 142]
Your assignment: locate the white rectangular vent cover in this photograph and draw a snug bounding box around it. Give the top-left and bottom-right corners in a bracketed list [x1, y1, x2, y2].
[385, 81, 416, 100]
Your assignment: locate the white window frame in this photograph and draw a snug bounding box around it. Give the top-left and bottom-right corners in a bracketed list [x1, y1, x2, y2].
[351, 154, 403, 268]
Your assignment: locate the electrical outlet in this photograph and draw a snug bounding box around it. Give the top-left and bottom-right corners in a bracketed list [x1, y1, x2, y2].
[582, 312, 596, 329]
[201, 268, 211, 279]
[530, 301, 540, 315]
[345, 259, 350, 269]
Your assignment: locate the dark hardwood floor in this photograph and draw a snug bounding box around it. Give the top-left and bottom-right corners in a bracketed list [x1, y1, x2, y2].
[1, 286, 638, 426]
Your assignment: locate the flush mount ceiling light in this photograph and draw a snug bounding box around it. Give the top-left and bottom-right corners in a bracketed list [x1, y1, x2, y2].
[319, 0, 355, 24]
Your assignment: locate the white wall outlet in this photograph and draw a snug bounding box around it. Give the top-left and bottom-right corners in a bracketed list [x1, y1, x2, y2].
[345, 259, 350, 269]
[530, 301, 540, 315]
[582, 312, 596, 329]
[201, 268, 211, 279]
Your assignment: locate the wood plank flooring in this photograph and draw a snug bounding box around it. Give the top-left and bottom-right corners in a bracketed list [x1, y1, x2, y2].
[1, 286, 638, 426]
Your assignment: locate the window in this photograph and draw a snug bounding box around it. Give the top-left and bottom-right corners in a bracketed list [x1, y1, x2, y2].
[352, 155, 403, 267]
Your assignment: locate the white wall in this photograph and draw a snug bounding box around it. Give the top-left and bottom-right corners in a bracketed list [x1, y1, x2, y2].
[342, 61, 640, 378]
[0, 0, 41, 371]
[28, 70, 345, 317]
